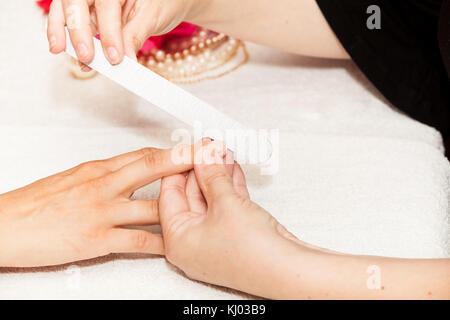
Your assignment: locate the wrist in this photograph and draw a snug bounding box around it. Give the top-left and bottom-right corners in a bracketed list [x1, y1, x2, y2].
[248, 240, 334, 299]
[227, 226, 345, 299]
[225, 233, 310, 298]
[0, 201, 21, 268]
[0, 201, 7, 267]
[0, 224, 12, 267]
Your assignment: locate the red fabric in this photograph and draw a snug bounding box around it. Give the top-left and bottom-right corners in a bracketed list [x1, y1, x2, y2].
[138, 22, 198, 55]
[36, 0, 198, 55]
[37, 0, 51, 13]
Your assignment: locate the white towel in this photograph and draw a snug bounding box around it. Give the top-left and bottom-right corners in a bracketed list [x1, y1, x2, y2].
[0, 1, 448, 299]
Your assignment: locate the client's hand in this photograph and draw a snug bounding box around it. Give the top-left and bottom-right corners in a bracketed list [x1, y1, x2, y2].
[47, 0, 200, 64]
[0, 145, 193, 268]
[159, 140, 300, 296]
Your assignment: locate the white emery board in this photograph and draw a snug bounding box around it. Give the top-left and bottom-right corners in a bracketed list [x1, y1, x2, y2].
[64, 28, 271, 162]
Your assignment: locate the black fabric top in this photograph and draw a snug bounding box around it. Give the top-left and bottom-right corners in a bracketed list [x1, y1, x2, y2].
[439, 0, 450, 78]
[316, 0, 450, 138]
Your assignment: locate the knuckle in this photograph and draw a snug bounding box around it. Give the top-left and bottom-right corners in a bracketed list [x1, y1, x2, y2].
[132, 232, 150, 251]
[204, 170, 229, 188]
[149, 200, 159, 217]
[143, 150, 165, 169]
[80, 160, 107, 172]
[162, 182, 185, 195]
[137, 147, 158, 157]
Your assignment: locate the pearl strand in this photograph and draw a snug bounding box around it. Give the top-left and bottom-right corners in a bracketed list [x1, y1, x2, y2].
[141, 27, 241, 80]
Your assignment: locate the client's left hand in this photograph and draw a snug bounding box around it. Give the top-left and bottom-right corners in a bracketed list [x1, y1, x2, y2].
[0, 145, 194, 268]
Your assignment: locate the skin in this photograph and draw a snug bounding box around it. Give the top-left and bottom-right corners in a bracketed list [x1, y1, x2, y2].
[160, 141, 450, 300]
[42, 0, 450, 299]
[46, 0, 349, 72]
[0, 144, 195, 267]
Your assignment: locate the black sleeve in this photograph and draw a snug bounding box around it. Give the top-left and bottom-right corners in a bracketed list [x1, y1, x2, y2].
[439, 0, 450, 78]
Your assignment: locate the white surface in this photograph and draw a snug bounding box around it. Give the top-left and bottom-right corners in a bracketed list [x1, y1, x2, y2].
[0, 2, 449, 299]
[64, 28, 259, 158]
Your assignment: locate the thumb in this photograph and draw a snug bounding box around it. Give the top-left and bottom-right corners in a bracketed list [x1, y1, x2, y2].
[122, 21, 149, 60]
[194, 140, 236, 205]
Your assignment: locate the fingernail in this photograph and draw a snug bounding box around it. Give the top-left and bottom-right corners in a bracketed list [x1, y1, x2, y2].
[203, 141, 225, 165]
[225, 149, 235, 165]
[81, 64, 92, 72]
[107, 46, 119, 63]
[76, 43, 89, 60]
[201, 137, 212, 145]
[49, 36, 57, 51]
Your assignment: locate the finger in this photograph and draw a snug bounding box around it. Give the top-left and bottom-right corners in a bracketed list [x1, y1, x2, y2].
[95, 0, 124, 64]
[106, 229, 164, 255]
[62, 0, 95, 63]
[25, 148, 164, 194]
[105, 144, 194, 196]
[232, 163, 250, 199]
[109, 200, 159, 226]
[121, 0, 136, 25]
[194, 141, 236, 205]
[104, 147, 161, 171]
[89, 6, 99, 34]
[224, 149, 235, 177]
[78, 61, 92, 72]
[159, 174, 190, 230]
[57, 147, 158, 180]
[122, 26, 147, 60]
[122, 5, 154, 59]
[186, 170, 207, 214]
[47, 0, 66, 54]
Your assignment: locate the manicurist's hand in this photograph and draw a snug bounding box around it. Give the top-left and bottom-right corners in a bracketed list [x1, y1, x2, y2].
[159, 139, 302, 297]
[0, 145, 194, 268]
[47, 0, 349, 71]
[47, 0, 199, 64]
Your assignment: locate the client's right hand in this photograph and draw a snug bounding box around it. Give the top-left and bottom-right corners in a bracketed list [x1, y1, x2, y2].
[0, 145, 193, 267]
[159, 140, 301, 297]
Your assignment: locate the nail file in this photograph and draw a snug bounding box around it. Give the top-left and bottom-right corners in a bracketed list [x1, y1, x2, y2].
[64, 28, 270, 160]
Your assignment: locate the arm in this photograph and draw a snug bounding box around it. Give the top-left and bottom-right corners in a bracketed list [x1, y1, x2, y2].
[189, 0, 348, 58]
[47, 0, 348, 67]
[249, 242, 450, 299]
[158, 140, 450, 299]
